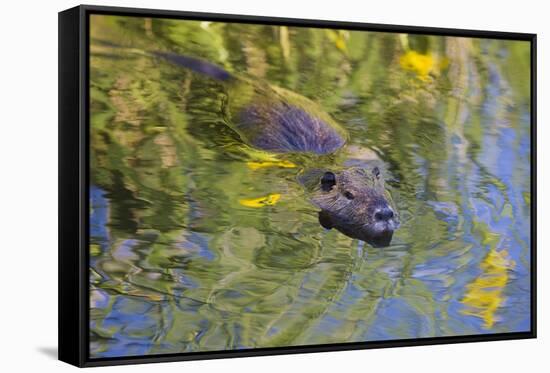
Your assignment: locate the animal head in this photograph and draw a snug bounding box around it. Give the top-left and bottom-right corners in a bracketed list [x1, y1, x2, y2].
[311, 167, 399, 247]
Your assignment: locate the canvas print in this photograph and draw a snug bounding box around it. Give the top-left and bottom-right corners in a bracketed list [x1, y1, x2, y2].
[88, 14, 532, 358]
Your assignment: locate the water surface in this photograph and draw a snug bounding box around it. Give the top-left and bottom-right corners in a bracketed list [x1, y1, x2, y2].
[88, 15, 531, 358]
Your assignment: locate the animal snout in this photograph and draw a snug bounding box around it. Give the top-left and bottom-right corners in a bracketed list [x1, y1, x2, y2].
[374, 206, 394, 222]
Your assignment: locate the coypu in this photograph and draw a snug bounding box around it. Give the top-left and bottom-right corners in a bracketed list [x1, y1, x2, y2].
[155, 52, 399, 247]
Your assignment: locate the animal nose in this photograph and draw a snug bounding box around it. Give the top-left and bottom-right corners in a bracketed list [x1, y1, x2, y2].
[374, 206, 394, 222]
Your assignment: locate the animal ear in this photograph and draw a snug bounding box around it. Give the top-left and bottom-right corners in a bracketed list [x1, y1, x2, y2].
[318, 211, 333, 230]
[320, 171, 336, 192]
[372, 167, 380, 180]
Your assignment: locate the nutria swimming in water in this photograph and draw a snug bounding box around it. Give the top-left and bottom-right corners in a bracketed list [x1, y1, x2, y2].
[155, 52, 399, 247]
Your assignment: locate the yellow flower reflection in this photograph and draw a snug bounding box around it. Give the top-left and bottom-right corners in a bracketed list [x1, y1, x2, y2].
[460, 248, 515, 329]
[239, 193, 281, 208]
[400, 50, 435, 79]
[325, 29, 349, 53]
[247, 160, 296, 170]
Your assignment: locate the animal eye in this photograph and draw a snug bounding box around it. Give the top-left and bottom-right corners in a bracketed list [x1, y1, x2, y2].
[321, 171, 336, 192]
[344, 191, 354, 200]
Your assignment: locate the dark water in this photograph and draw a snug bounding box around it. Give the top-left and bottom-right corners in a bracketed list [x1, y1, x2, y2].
[88, 15, 531, 358]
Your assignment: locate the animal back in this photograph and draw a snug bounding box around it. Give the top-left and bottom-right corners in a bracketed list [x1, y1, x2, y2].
[237, 103, 346, 155]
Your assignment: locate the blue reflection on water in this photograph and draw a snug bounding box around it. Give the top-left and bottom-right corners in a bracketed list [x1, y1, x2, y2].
[90, 185, 109, 253]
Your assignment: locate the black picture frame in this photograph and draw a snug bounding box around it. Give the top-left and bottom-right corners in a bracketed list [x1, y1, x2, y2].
[59, 4, 537, 367]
